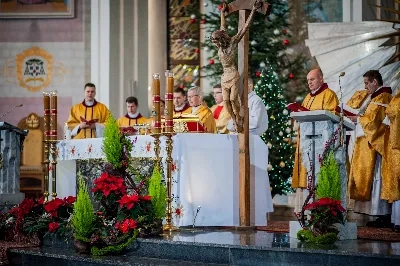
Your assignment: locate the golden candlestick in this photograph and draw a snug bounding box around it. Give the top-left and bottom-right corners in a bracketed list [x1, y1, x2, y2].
[163, 132, 178, 231]
[50, 91, 58, 198]
[43, 91, 51, 202]
[162, 70, 177, 231]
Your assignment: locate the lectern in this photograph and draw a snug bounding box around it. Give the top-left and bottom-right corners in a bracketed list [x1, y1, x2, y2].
[0, 122, 27, 206]
[289, 110, 357, 240]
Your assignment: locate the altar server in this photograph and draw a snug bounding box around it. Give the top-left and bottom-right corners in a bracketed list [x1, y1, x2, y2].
[66, 83, 110, 139]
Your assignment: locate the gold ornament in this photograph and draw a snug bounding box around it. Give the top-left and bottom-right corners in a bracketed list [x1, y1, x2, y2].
[270, 115, 275, 120]
[279, 161, 285, 168]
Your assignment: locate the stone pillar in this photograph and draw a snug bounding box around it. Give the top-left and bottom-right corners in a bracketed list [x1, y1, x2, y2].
[0, 122, 26, 206]
[148, 0, 168, 112]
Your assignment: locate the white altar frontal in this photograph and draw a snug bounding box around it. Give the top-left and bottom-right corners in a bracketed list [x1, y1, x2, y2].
[53, 134, 273, 227]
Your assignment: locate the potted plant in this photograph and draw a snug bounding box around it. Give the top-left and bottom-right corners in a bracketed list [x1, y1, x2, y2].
[71, 175, 96, 254]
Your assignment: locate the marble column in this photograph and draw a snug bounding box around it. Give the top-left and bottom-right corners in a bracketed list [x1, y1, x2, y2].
[148, 0, 168, 112]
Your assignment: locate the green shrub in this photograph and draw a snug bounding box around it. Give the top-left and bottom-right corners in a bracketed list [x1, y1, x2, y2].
[148, 165, 166, 220]
[72, 174, 96, 241]
[102, 114, 123, 169]
[317, 151, 341, 200]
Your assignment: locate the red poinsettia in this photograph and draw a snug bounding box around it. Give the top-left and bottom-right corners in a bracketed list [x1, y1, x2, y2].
[92, 172, 127, 197]
[44, 198, 64, 218]
[117, 194, 140, 210]
[64, 196, 76, 205]
[115, 218, 137, 234]
[48, 222, 60, 232]
[140, 195, 152, 201]
[9, 198, 36, 220]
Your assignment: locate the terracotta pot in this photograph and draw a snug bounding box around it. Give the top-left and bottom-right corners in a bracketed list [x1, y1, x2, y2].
[74, 238, 91, 254]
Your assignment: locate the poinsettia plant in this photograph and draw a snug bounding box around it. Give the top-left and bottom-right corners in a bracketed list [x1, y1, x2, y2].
[0, 196, 75, 241]
[303, 197, 345, 236]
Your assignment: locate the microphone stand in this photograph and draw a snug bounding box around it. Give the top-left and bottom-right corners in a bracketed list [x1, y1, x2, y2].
[0, 104, 23, 120]
[339, 75, 344, 147]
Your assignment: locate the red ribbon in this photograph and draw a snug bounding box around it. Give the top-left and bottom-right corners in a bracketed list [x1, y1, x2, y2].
[44, 109, 50, 115]
[153, 121, 161, 128]
[165, 120, 173, 127]
[153, 95, 161, 102]
[165, 93, 173, 100]
[50, 109, 57, 115]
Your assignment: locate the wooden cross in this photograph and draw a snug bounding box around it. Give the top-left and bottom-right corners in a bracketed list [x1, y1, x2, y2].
[225, 0, 271, 227]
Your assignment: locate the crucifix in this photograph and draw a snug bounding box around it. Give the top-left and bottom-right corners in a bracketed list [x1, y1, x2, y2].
[212, 0, 271, 226]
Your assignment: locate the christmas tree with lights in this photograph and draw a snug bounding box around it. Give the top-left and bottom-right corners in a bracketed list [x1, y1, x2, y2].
[254, 64, 295, 195]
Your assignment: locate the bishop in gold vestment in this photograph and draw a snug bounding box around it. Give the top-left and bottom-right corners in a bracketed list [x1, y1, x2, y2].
[188, 86, 217, 134]
[349, 70, 392, 216]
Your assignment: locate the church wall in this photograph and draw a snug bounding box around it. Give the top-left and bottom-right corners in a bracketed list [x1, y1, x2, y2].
[0, 0, 91, 138]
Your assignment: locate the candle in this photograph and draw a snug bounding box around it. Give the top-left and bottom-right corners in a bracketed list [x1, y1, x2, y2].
[164, 70, 174, 133]
[152, 73, 161, 134]
[50, 91, 58, 140]
[43, 92, 50, 140]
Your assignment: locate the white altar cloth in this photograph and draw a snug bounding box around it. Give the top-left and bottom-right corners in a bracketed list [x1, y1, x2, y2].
[54, 134, 273, 226]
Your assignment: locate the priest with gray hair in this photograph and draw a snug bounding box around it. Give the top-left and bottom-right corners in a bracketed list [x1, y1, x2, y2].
[187, 86, 217, 133]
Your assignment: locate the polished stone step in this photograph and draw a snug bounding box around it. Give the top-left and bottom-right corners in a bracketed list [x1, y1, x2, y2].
[8, 229, 400, 266]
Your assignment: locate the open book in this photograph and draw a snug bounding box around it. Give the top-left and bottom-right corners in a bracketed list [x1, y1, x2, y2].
[80, 116, 99, 125]
[120, 126, 138, 135]
[287, 102, 358, 117]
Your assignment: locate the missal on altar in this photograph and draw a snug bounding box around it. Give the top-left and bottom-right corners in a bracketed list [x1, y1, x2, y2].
[80, 116, 99, 125]
[120, 126, 138, 135]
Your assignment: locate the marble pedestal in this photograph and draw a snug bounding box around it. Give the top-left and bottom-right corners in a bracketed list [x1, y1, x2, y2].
[0, 122, 27, 206]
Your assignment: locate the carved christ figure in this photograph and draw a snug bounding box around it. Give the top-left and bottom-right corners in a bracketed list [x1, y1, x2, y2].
[211, 0, 262, 133]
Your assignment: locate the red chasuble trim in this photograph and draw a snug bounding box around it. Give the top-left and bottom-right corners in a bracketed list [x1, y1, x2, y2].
[213, 106, 224, 119]
[174, 102, 190, 112]
[371, 87, 392, 99]
[309, 83, 328, 97]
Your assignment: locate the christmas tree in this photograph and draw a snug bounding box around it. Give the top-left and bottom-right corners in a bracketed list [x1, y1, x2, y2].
[187, 0, 309, 102]
[254, 64, 294, 195]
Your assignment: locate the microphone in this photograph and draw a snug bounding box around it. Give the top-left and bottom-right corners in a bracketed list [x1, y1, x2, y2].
[0, 104, 23, 120]
[339, 72, 345, 77]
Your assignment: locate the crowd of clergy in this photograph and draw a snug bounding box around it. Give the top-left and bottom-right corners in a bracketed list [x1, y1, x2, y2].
[65, 68, 400, 232]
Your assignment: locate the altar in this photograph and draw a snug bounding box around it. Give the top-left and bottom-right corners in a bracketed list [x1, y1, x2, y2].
[53, 134, 273, 226]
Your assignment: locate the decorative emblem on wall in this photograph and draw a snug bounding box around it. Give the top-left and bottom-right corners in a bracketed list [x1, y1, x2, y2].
[0, 46, 70, 92]
[16, 47, 53, 92]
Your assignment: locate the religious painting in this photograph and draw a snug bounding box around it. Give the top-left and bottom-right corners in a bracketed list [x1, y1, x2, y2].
[0, 0, 75, 19]
[305, 0, 343, 22]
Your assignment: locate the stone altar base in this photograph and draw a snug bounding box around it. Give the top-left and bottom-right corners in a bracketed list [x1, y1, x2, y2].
[289, 221, 358, 240]
[8, 229, 399, 266]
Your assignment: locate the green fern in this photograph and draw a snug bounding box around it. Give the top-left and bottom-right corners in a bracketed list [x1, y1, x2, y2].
[72, 173, 96, 241]
[102, 114, 123, 168]
[148, 165, 166, 220]
[317, 151, 341, 200]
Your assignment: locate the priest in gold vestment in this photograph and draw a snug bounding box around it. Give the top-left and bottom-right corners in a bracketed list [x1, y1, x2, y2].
[349, 70, 392, 217]
[188, 86, 217, 134]
[66, 83, 110, 139]
[292, 69, 339, 212]
[117, 96, 149, 127]
[173, 87, 192, 117]
[382, 91, 400, 231]
[210, 84, 230, 134]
